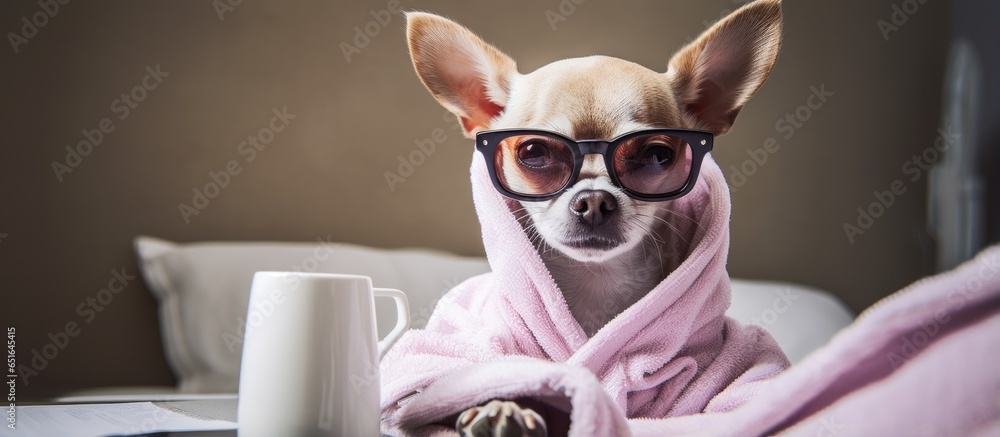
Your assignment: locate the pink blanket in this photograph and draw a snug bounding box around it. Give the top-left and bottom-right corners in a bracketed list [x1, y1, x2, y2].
[380, 153, 789, 434]
[626, 243, 1000, 436]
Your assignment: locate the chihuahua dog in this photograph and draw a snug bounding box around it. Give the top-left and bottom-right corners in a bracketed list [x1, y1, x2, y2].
[405, 1, 781, 435]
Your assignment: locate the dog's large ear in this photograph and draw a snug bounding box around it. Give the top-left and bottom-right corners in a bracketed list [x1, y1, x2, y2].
[667, 0, 782, 136]
[406, 12, 518, 138]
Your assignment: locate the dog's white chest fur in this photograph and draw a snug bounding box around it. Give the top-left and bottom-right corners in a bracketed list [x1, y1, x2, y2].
[540, 235, 676, 337]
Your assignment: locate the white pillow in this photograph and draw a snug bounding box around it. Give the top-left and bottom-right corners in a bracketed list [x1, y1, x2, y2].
[134, 236, 491, 393]
[136, 236, 853, 393]
[728, 279, 855, 364]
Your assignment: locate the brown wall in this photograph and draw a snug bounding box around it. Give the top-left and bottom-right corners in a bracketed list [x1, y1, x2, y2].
[0, 0, 950, 397]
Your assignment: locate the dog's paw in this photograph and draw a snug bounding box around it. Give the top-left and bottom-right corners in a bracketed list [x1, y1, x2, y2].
[456, 400, 547, 437]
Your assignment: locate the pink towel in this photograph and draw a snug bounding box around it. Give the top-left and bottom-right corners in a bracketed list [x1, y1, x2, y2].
[380, 152, 789, 435]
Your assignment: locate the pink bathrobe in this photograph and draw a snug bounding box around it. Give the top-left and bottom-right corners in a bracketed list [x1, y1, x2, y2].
[382, 149, 1000, 436]
[380, 152, 789, 434]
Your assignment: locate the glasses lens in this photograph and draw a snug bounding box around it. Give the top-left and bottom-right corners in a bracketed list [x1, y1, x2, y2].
[613, 134, 693, 196]
[494, 134, 574, 197]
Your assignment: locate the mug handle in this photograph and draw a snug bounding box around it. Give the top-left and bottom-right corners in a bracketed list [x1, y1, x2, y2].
[373, 288, 410, 360]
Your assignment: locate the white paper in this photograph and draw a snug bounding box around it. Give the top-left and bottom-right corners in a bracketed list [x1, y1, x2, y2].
[55, 394, 237, 405]
[2, 402, 236, 437]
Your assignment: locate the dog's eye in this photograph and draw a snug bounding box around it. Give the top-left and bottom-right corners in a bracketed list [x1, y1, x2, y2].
[516, 142, 552, 168]
[639, 143, 675, 167]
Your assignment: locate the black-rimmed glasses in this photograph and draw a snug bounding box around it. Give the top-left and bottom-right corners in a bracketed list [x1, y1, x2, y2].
[475, 128, 713, 202]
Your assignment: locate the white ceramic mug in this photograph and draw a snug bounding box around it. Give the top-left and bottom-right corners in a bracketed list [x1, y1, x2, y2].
[237, 272, 410, 437]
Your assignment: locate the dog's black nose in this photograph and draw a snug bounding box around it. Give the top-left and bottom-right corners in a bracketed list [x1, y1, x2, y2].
[570, 190, 618, 226]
